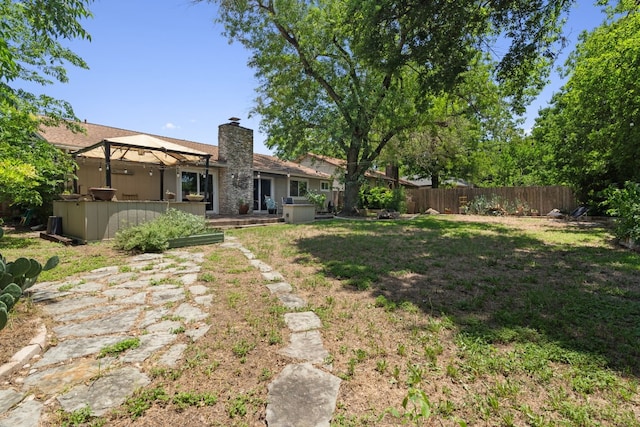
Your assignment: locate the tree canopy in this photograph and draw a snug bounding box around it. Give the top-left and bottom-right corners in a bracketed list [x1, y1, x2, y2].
[531, 2, 640, 205]
[209, 0, 572, 212]
[0, 0, 92, 211]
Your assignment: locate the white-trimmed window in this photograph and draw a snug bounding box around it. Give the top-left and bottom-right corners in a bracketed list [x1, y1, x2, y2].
[320, 181, 330, 191]
[289, 179, 308, 197]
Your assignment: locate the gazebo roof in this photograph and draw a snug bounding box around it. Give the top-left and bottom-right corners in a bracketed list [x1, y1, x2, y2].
[72, 134, 211, 166]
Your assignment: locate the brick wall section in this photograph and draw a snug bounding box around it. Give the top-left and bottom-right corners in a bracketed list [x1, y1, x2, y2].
[218, 122, 254, 215]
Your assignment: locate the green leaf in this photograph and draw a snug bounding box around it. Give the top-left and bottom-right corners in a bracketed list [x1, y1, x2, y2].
[43, 256, 59, 271]
[0, 293, 15, 311]
[0, 307, 7, 331]
[25, 259, 42, 278]
[0, 272, 13, 290]
[2, 283, 22, 300]
[7, 257, 30, 276]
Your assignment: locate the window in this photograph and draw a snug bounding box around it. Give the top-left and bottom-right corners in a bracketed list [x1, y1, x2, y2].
[289, 179, 308, 197]
[181, 171, 198, 198]
[320, 181, 330, 191]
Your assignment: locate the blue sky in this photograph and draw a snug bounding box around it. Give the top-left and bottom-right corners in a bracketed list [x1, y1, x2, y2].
[31, 0, 608, 154]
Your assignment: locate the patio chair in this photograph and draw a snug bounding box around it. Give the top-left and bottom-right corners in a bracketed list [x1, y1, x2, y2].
[19, 209, 33, 226]
[568, 206, 589, 221]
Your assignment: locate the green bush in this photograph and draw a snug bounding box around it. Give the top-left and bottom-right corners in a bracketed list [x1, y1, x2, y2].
[358, 186, 406, 212]
[389, 187, 406, 213]
[305, 190, 327, 211]
[114, 209, 208, 253]
[605, 181, 640, 241]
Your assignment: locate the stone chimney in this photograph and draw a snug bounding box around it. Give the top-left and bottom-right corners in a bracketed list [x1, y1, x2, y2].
[218, 118, 254, 215]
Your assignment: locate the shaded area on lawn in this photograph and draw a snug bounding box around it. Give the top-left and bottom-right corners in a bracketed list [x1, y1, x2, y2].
[296, 217, 640, 376]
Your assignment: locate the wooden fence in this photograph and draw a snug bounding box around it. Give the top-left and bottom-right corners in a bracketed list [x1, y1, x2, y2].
[406, 185, 576, 215]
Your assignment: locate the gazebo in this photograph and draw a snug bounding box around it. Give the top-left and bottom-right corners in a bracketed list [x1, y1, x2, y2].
[71, 134, 212, 198]
[52, 135, 214, 242]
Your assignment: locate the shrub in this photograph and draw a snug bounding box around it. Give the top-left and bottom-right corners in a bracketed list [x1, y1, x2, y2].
[604, 181, 640, 241]
[389, 187, 406, 213]
[465, 194, 530, 216]
[114, 209, 208, 253]
[305, 190, 327, 211]
[360, 186, 392, 209]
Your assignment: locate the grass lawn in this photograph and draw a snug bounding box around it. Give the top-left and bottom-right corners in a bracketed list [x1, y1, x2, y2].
[1, 215, 639, 426]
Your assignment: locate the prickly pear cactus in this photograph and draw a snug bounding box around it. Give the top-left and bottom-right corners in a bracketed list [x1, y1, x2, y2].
[0, 293, 15, 311]
[2, 283, 22, 300]
[0, 307, 7, 331]
[0, 228, 59, 331]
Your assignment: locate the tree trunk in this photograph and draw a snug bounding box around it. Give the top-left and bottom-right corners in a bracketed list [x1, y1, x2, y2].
[342, 146, 362, 215]
[343, 175, 360, 215]
[431, 172, 440, 189]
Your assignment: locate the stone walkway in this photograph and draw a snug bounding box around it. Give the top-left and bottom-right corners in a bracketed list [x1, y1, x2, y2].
[0, 236, 341, 426]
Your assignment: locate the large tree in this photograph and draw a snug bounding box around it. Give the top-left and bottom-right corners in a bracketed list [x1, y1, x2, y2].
[532, 2, 640, 204]
[210, 0, 573, 213]
[0, 0, 92, 212]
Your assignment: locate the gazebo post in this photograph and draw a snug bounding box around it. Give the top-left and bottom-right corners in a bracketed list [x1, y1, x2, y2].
[104, 140, 112, 188]
[203, 155, 211, 208]
[160, 168, 165, 200]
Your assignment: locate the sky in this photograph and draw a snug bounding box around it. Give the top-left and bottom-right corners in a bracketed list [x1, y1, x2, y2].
[26, 0, 610, 154]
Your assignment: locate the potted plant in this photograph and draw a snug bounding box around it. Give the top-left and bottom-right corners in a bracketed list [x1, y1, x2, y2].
[186, 193, 205, 202]
[265, 197, 277, 214]
[238, 199, 250, 214]
[59, 189, 80, 201]
[89, 187, 117, 201]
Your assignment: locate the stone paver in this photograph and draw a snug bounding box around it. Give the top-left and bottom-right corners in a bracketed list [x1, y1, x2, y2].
[57, 366, 150, 416]
[276, 293, 308, 309]
[0, 390, 24, 414]
[284, 311, 322, 332]
[266, 363, 341, 427]
[0, 398, 42, 427]
[279, 330, 330, 363]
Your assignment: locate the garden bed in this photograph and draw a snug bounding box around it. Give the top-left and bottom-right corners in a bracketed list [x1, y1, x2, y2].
[167, 231, 224, 249]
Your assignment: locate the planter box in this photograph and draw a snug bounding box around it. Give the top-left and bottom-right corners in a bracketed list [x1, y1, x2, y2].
[282, 204, 316, 224]
[167, 232, 224, 249]
[53, 200, 206, 242]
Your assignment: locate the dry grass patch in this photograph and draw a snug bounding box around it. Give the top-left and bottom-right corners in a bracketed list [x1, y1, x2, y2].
[232, 215, 640, 426]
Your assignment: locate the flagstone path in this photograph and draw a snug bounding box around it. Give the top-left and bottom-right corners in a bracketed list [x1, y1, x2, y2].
[0, 236, 341, 426]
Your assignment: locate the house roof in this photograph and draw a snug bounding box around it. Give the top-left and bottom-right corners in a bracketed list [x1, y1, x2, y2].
[301, 153, 417, 187]
[38, 121, 330, 179]
[253, 153, 330, 179]
[38, 121, 220, 161]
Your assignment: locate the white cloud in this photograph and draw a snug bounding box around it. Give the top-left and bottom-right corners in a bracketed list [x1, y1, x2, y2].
[162, 122, 179, 131]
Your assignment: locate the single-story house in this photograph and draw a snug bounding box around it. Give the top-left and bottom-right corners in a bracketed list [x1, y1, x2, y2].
[296, 153, 417, 207]
[38, 119, 331, 216]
